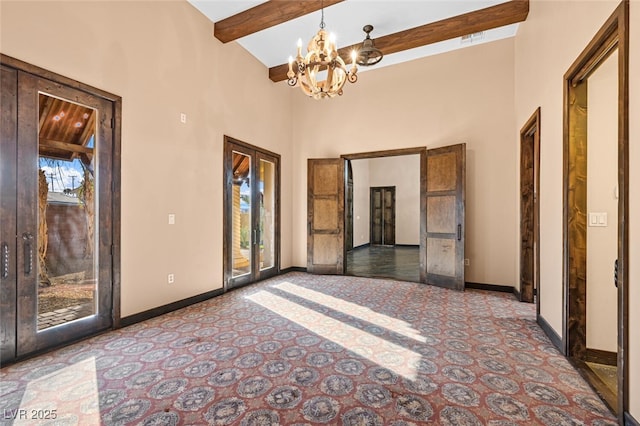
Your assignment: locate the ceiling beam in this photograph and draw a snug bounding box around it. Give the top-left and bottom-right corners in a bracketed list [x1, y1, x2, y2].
[214, 0, 345, 44]
[39, 138, 94, 155]
[269, 0, 529, 82]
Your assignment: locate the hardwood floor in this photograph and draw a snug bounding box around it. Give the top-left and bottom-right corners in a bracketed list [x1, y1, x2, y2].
[346, 245, 419, 282]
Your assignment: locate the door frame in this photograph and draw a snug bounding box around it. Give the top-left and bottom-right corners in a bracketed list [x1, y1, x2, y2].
[369, 186, 396, 246]
[346, 161, 354, 251]
[342, 147, 427, 281]
[519, 107, 541, 312]
[562, 1, 628, 419]
[0, 54, 122, 362]
[223, 136, 280, 290]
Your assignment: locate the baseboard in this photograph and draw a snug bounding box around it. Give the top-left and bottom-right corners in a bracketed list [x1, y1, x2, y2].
[121, 268, 310, 327]
[465, 281, 515, 294]
[395, 244, 420, 248]
[513, 287, 521, 300]
[281, 266, 307, 273]
[537, 315, 564, 355]
[625, 411, 640, 426]
[586, 348, 617, 366]
[120, 288, 224, 327]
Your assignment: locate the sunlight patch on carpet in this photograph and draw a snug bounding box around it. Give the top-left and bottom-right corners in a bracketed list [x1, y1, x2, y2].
[246, 288, 421, 380]
[13, 356, 100, 425]
[272, 281, 426, 343]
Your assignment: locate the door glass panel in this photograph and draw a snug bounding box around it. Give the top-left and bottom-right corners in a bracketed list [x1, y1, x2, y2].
[37, 93, 98, 330]
[259, 159, 275, 270]
[232, 151, 251, 277]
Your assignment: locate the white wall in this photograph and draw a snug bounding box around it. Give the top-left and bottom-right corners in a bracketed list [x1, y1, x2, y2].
[586, 51, 618, 353]
[292, 38, 517, 286]
[0, 1, 293, 317]
[351, 159, 370, 247]
[351, 156, 421, 247]
[368, 155, 421, 245]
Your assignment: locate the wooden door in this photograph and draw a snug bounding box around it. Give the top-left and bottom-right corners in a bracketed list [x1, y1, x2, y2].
[0, 65, 18, 362]
[1, 57, 120, 362]
[346, 161, 354, 251]
[520, 108, 540, 304]
[425, 144, 465, 290]
[370, 186, 395, 246]
[307, 159, 344, 274]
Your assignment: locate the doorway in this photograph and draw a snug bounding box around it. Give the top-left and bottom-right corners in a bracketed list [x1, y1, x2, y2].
[223, 136, 280, 290]
[334, 144, 465, 290]
[343, 151, 421, 282]
[562, 2, 628, 418]
[519, 107, 540, 309]
[0, 55, 121, 363]
[370, 186, 396, 246]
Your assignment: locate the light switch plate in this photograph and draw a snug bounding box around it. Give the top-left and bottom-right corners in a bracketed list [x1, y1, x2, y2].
[588, 212, 607, 227]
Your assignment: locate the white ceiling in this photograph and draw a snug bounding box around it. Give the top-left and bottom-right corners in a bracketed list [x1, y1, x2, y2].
[187, 0, 520, 74]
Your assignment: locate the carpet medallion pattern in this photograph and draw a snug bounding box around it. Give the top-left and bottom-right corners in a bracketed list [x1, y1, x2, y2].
[0, 273, 615, 425]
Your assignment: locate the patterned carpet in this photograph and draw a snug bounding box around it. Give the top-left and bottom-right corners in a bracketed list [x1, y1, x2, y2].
[0, 273, 616, 425]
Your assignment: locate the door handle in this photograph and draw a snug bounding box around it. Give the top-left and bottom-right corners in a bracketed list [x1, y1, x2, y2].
[614, 259, 618, 288]
[457, 224, 462, 241]
[22, 233, 33, 276]
[1, 242, 8, 279]
[253, 229, 257, 246]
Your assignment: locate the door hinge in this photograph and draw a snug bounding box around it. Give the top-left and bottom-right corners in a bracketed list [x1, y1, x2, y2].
[110, 117, 115, 128]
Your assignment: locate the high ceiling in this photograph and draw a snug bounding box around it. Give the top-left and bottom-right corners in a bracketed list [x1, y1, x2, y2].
[188, 0, 529, 82]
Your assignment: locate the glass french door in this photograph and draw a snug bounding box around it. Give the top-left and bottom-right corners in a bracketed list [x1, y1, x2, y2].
[223, 137, 279, 290]
[1, 60, 118, 362]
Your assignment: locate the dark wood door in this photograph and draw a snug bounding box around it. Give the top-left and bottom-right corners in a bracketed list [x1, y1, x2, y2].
[223, 137, 280, 290]
[370, 186, 395, 246]
[346, 161, 354, 251]
[520, 108, 540, 304]
[307, 158, 344, 274]
[425, 144, 465, 290]
[0, 65, 18, 362]
[1, 61, 119, 362]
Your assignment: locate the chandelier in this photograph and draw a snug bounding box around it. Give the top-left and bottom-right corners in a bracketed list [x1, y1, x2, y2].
[287, 7, 358, 99]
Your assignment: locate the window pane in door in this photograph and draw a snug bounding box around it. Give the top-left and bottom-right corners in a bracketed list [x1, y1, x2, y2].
[259, 159, 275, 270]
[37, 93, 98, 330]
[232, 151, 251, 277]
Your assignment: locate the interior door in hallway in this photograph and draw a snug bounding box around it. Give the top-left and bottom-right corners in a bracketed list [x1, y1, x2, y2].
[307, 158, 344, 274]
[520, 108, 541, 305]
[425, 143, 466, 290]
[370, 186, 395, 246]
